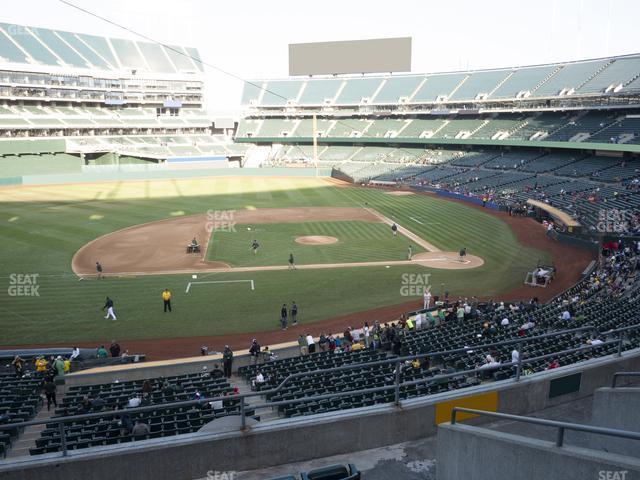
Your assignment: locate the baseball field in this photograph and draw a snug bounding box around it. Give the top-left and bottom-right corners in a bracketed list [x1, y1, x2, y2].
[0, 175, 586, 357]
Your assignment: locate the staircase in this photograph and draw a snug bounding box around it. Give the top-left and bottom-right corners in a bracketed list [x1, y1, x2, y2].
[487, 71, 515, 97]
[509, 119, 531, 137]
[5, 403, 58, 459]
[530, 66, 563, 94]
[575, 60, 614, 91]
[232, 375, 279, 423]
[469, 120, 490, 137]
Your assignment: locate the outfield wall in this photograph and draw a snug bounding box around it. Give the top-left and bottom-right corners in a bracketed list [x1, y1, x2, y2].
[3, 167, 331, 186]
[2, 350, 639, 480]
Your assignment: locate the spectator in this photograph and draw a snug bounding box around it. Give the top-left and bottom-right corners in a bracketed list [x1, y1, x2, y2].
[43, 378, 57, 411]
[11, 355, 24, 377]
[351, 328, 361, 343]
[363, 322, 371, 348]
[109, 340, 121, 357]
[222, 345, 233, 377]
[161, 381, 175, 396]
[53, 356, 65, 377]
[96, 346, 108, 358]
[142, 380, 153, 396]
[511, 348, 520, 365]
[131, 421, 150, 437]
[318, 333, 329, 352]
[35, 356, 48, 373]
[70, 347, 80, 361]
[211, 364, 224, 378]
[547, 358, 560, 370]
[343, 328, 353, 348]
[306, 333, 316, 354]
[118, 409, 133, 436]
[298, 334, 308, 356]
[127, 396, 141, 408]
[249, 339, 260, 365]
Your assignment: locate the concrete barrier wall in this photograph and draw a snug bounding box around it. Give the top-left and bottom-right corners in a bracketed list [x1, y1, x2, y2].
[587, 387, 640, 457]
[3, 350, 640, 480]
[64, 343, 302, 387]
[436, 423, 640, 480]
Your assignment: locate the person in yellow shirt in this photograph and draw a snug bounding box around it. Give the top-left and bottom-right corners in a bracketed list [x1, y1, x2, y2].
[35, 356, 48, 373]
[350, 342, 363, 351]
[162, 288, 172, 313]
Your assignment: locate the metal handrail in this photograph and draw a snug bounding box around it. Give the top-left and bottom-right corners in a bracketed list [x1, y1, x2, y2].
[0, 325, 634, 459]
[611, 372, 640, 388]
[450, 407, 640, 447]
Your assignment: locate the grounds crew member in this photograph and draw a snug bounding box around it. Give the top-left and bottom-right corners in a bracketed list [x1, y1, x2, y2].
[162, 288, 172, 312]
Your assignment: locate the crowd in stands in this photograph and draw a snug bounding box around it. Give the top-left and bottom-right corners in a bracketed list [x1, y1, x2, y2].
[239, 242, 638, 416]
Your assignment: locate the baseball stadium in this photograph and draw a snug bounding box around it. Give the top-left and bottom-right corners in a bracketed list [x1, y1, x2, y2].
[0, 2, 639, 480]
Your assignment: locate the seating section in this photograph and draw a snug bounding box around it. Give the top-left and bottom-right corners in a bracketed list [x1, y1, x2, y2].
[30, 372, 250, 456]
[313, 146, 639, 231]
[236, 112, 636, 145]
[237, 254, 638, 420]
[240, 54, 640, 106]
[0, 373, 43, 458]
[0, 22, 202, 73]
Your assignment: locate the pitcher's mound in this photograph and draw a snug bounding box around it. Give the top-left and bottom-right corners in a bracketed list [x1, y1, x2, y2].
[411, 251, 484, 269]
[295, 235, 339, 245]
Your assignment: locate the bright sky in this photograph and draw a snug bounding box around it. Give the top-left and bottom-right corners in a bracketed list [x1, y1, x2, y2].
[4, 0, 640, 115]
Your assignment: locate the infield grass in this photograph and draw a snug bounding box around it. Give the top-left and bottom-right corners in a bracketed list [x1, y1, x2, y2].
[206, 221, 422, 266]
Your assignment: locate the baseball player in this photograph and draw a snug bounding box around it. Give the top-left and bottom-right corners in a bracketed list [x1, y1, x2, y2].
[407, 244, 413, 260]
[288, 253, 296, 269]
[423, 289, 432, 310]
[96, 261, 103, 279]
[291, 301, 298, 325]
[280, 304, 288, 330]
[251, 239, 260, 255]
[391, 223, 398, 237]
[459, 247, 467, 262]
[103, 296, 117, 321]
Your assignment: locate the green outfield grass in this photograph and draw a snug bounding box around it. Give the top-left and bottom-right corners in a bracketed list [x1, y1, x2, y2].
[0, 176, 552, 345]
[206, 221, 422, 266]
